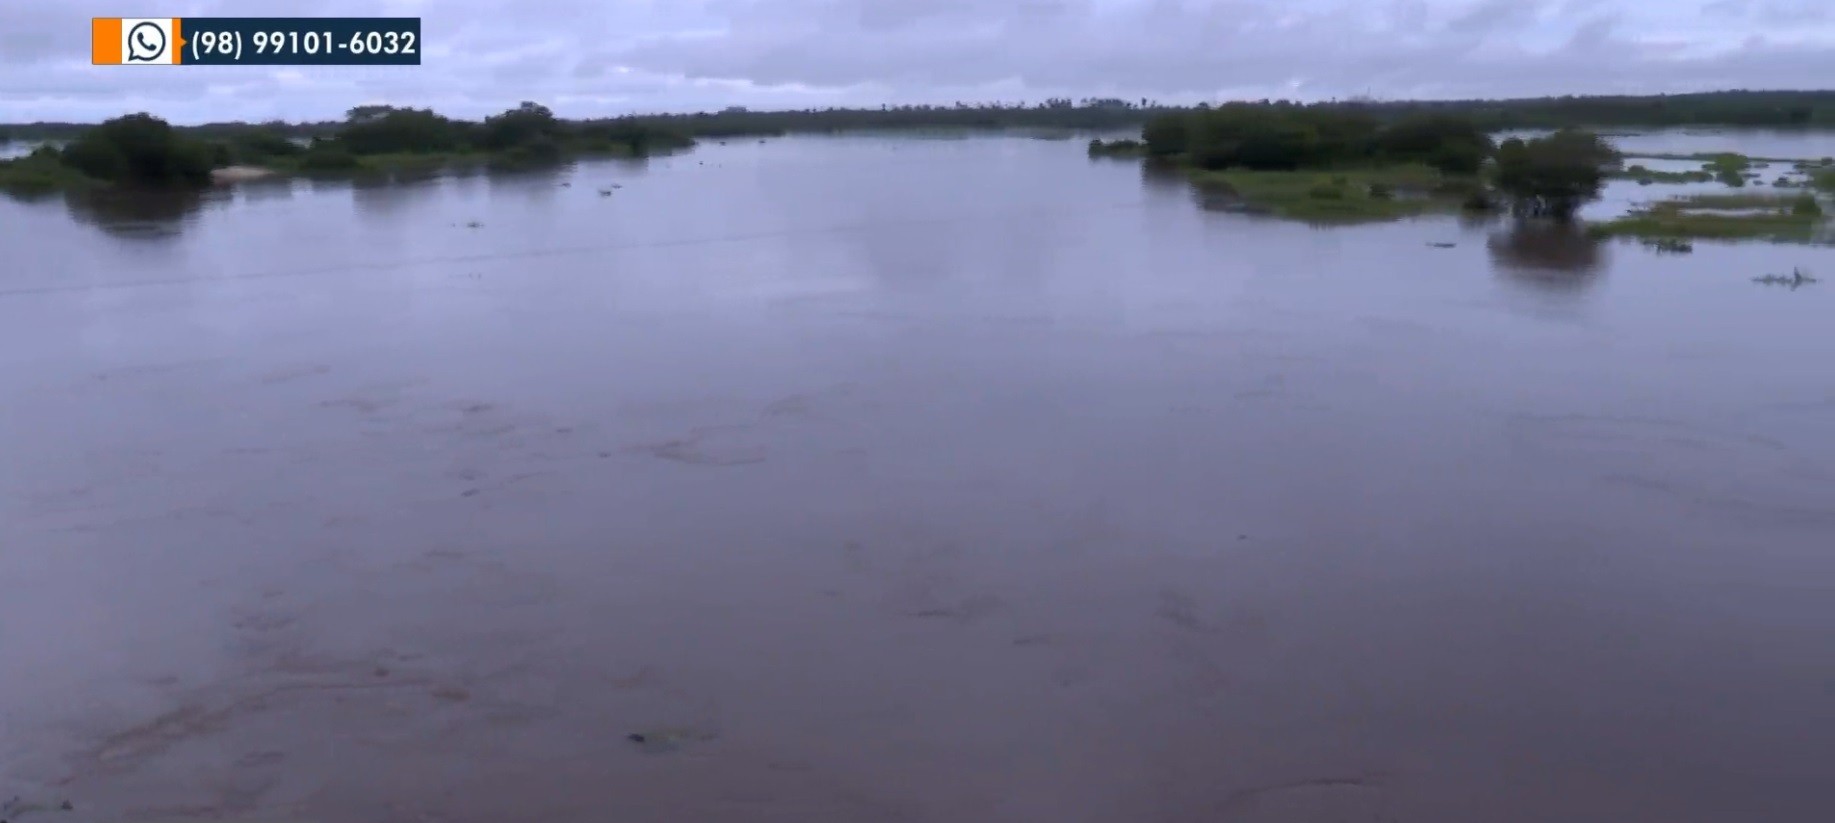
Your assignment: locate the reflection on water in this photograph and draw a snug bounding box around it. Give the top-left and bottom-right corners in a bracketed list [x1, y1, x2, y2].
[233, 175, 297, 204]
[1486, 219, 1609, 288]
[482, 165, 568, 206]
[351, 174, 434, 219]
[60, 187, 224, 239]
[1137, 158, 1185, 192]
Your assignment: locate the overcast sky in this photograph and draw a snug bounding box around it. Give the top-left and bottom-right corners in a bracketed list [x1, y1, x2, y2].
[2, 0, 1832, 123]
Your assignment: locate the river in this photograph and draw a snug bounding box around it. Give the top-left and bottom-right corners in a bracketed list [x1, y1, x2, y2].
[2, 134, 1833, 822]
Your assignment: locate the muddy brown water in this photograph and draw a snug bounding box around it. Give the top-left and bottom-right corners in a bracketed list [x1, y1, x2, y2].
[2, 135, 1834, 823]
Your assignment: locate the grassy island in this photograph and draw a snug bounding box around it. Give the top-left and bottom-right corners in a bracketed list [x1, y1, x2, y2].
[1591, 193, 1828, 242]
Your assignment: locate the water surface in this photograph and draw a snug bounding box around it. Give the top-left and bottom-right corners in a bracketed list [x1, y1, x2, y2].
[3, 135, 1833, 823]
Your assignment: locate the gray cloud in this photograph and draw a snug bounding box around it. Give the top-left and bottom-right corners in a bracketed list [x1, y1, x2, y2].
[1703, 0, 1832, 24]
[1, 0, 1830, 123]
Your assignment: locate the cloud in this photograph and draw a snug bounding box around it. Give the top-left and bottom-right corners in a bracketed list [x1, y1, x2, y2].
[1, 0, 1831, 123]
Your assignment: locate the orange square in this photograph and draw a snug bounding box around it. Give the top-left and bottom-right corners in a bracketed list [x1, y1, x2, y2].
[91, 17, 123, 64]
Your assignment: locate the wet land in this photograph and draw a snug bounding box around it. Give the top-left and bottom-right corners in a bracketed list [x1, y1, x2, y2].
[2, 133, 1835, 823]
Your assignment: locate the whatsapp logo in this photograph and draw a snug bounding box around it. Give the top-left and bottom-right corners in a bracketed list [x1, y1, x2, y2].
[126, 21, 167, 62]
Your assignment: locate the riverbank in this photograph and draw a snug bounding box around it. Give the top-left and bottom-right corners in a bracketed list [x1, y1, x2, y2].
[210, 165, 275, 183]
[0, 142, 682, 196]
[0, 150, 100, 194]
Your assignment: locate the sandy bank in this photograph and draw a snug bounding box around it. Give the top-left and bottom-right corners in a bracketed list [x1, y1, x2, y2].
[210, 165, 276, 183]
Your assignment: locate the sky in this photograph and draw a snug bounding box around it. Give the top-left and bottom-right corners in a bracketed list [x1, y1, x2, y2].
[1, 0, 1833, 123]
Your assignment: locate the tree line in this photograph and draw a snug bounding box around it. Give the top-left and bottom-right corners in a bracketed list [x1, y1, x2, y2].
[0, 102, 699, 190]
[6, 90, 1835, 147]
[1141, 105, 1495, 173]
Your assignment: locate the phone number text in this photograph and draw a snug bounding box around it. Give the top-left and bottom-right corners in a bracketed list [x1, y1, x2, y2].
[179, 18, 421, 65]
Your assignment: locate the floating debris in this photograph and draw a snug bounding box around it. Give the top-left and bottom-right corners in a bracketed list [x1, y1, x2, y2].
[1642, 237, 1693, 254]
[1752, 267, 1818, 288]
[1426, 242, 1457, 249]
[464, 220, 483, 229]
[560, 182, 571, 187]
[626, 727, 718, 754]
[1, 795, 76, 820]
[598, 188, 613, 196]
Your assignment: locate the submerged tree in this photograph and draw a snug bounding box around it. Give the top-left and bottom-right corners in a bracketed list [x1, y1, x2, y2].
[1494, 130, 1620, 220]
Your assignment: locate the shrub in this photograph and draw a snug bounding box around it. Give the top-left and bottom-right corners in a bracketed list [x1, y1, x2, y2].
[298, 144, 361, 172]
[1308, 183, 1346, 200]
[57, 113, 213, 187]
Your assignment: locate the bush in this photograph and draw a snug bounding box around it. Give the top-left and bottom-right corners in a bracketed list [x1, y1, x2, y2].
[298, 144, 362, 172]
[232, 129, 306, 161]
[1087, 138, 1145, 157]
[1307, 183, 1346, 200]
[480, 102, 562, 152]
[58, 113, 213, 187]
[0, 150, 90, 193]
[1792, 195, 1823, 217]
[1494, 130, 1618, 219]
[1141, 113, 1190, 157]
[59, 139, 126, 181]
[337, 106, 468, 154]
[490, 135, 564, 168]
[1367, 182, 1394, 199]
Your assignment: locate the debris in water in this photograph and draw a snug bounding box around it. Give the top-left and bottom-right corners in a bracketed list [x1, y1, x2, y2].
[598, 188, 614, 196]
[1642, 237, 1693, 254]
[1, 795, 75, 820]
[626, 727, 718, 754]
[1752, 267, 1818, 288]
[465, 220, 483, 229]
[1427, 242, 1457, 249]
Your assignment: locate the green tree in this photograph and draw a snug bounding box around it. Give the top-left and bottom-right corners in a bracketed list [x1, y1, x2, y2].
[574, 119, 694, 155]
[479, 101, 562, 152]
[231, 128, 305, 161]
[58, 113, 213, 187]
[336, 107, 468, 154]
[1376, 114, 1494, 174]
[1141, 113, 1190, 157]
[1494, 130, 1619, 220]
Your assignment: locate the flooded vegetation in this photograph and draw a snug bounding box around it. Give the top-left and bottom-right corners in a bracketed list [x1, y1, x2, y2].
[3, 129, 1835, 822]
[1594, 192, 1829, 242]
[0, 104, 694, 195]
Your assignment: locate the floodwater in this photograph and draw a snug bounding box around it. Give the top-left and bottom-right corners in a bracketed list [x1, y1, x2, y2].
[2, 134, 1834, 823]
